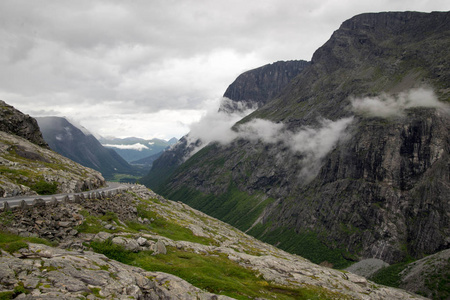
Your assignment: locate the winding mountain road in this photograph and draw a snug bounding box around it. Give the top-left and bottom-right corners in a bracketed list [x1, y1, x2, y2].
[1, 182, 131, 209]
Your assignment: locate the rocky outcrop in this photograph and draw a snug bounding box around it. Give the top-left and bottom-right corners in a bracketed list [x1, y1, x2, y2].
[149, 11, 450, 268]
[0, 244, 233, 299]
[0, 100, 47, 148]
[0, 130, 105, 197]
[0, 102, 105, 197]
[220, 60, 309, 113]
[398, 248, 450, 299]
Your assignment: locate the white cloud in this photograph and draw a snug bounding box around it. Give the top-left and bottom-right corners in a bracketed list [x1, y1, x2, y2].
[238, 117, 354, 180]
[186, 96, 354, 180]
[186, 98, 256, 153]
[351, 88, 449, 117]
[103, 143, 149, 151]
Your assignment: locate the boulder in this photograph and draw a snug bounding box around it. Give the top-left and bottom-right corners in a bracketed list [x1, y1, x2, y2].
[152, 240, 167, 255]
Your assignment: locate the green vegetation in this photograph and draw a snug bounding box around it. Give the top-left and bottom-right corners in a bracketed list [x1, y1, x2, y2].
[0, 291, 14, 300]
[75, 210, 120, 234]
[370, 258, 450, 300]
[164, 184, 275, 232]
[75, 205, 215, 246]
[30, 180, 58, 195]
[421, 264, 450, 300]
[0, 282, 29, 300]
[249, 225, 353, 269]
[370, 261, 410, 288]
[0, 230, 55, 253]
[90, 239, 348, 300]
[110, 173, 142, 183]
[134, 203, 215, 245]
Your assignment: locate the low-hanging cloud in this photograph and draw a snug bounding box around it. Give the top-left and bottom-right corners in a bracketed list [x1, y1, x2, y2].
[102, 143, 149, 151]
[239, 117, 354, 179]
[186, 98, 354, 180]
[186, 98, 255, 153]
[351, 88, 449, 117]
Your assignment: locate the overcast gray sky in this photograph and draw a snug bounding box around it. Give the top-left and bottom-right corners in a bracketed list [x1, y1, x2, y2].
[0, 1, 448, 140]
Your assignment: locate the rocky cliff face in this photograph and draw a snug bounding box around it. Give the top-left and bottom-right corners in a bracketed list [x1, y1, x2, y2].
[0, 101, 47, 148]
[220, 60, 309, 113]
[150, 11, 450, 268]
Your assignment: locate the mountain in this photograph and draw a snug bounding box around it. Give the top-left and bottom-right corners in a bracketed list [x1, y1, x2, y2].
[99, 136, 177, 166]
[36, 117, 137, 180]
[144, 10, 450, 273]
[0, 101, 104, 197]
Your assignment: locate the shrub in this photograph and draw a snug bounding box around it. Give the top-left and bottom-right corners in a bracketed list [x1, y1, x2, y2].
[31, 180, 58, 195]
[4, 241, 28, 254]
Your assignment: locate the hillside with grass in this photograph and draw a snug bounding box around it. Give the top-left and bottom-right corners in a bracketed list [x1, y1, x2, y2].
[0, 185, 426, 299]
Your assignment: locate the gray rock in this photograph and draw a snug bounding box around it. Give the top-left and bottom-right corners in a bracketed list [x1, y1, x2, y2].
[94, 232, 113, 242]
[152, 240, 167, 255]
[32, 198, 46, 207]
[136, 237, 148, 246]
[112, 237, 140, 252]
[346, 258, 389, 278]
[3, 201, 10, 211]
[104, 224, 115, 230]
[58, 221, 71, 228]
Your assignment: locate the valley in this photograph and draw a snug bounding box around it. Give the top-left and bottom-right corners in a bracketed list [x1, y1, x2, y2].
[0, 10, 449, 300]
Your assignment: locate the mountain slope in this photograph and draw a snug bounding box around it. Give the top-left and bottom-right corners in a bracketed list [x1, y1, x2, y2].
[0, 184, 427, 299]
[36, 117, 137, 180]
[148, 11, 450, 269]
[0, 102, 105, 197]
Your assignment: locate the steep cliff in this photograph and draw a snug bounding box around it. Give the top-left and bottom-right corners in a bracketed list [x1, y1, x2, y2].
[220, 60, 309, 113]
[151, 11, 450, 268]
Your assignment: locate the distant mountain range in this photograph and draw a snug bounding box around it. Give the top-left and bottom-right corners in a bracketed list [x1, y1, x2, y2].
[99, 136, 177, 165]
[36, 116, 138, 180]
